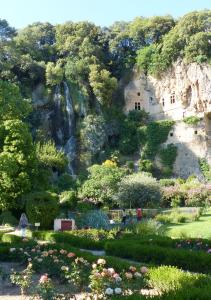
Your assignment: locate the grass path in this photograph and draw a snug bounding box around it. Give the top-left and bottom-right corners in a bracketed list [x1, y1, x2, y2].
[162, 209, 211, 239]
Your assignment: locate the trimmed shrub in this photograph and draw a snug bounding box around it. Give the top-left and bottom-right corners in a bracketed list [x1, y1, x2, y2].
[0, 233, 22, 243]
[32, 231, 104, 250]
[0, 211, 18, 226]
[115, 173, 161, 208]
[105, 241, 211, 273]
[26, 191, 59, 229]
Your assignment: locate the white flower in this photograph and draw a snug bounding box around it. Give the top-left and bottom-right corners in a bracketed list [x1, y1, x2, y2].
[28, 258, 32, 262]
[37, 258, 43, 263]
[10, 248, 16, 252]
[97, 258, 106, 265]
[92, 263, 97, 269]
[61, 266, 69, 271]
[107, 268, 115, 274]
[115, 288, 122, 295]
[105, 288, 113, 295]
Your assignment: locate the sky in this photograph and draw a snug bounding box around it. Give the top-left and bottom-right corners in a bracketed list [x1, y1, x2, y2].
[1, 0, 211, 29]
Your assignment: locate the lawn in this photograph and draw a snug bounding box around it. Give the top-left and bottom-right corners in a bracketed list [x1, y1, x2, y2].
[162, 209, 211, 239]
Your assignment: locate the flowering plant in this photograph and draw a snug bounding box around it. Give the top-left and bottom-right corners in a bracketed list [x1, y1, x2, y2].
[89, 258, 123, 297]
[35, 274, 56, 300]
[10, 263, 33, 295]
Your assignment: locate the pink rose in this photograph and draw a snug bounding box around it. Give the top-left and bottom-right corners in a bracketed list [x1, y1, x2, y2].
[67, 252, 75, 258]
[39, 274, 48, 284]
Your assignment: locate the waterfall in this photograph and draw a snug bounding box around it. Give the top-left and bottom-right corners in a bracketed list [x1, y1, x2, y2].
[53, 85, 64, 144]
[63, 81, 76, 175]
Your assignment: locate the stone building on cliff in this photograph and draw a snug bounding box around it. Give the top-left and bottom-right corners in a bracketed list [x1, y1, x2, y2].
[124, 61, 211, 178]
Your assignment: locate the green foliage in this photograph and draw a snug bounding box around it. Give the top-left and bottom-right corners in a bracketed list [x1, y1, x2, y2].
[0, 211, 18, 226]
[147, 265, 210, 293]
[159, 144, 177, 174]
[26, 191, 59, 229]
[136, 45, 157, 74]
[76, 201, 95, 213]
[127, 109, 149, 125]
[159, 179, 176, 187]
[183, 116, 201, 125]
[115, 173, 161, 208]
[80, 163, 125, 205]
[89, 64, 117, 107]
[46, 62, 63, 86]
[138, 159, 153, 173]
[138, 11, 211, 75]
[14, 22, 55, 62]
[105, 240, 211, 273]
[142, 120, 175, 159]
[0, 81, 31, 120]
[129, 219, 163, 236]
[155, 211, 200, 224]
[32, 231, 104, 250]
[0, 120, 37, 210]
[59, 190, 77, 209]
[119, 119, 140, 155]
[199, 158, 211, 181]
[80, 115, 107, 157]
[36, 141, 67, 172]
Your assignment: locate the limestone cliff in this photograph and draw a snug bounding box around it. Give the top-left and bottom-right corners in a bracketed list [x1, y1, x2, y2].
[124, 60, 211, 178]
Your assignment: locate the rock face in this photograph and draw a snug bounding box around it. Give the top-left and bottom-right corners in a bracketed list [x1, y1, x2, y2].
[32, 82, 76, 174]
[124, 60, 211, 178]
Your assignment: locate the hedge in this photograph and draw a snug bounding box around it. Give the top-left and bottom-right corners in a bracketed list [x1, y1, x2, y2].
[0, 233, 22, 244]
[120, 234, 211, 249]
[32, 231, 105, 250]
[105, 241, 211, 273]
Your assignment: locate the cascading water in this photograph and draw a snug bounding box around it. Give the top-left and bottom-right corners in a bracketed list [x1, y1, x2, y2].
[53, 84, 64, 144]
[63, 81, 76, 175]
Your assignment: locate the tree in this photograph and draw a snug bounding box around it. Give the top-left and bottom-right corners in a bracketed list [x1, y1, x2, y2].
[115, 173, 161, 208]
[0, 81, 31, 121]
[14, 22, 55, 61]
[80, 162, 126, 205]
[36, 140, 67, 172]
[0, 120, 37, 210]
[46, 62, 63, 86]
[89, 64, 117, 106]
[80, 115, 107, 155]
[0, 19, 16, 41]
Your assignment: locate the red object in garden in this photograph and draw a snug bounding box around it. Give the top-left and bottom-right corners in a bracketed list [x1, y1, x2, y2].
[137, 208, 142, 221]
[61, 220, 73, 231]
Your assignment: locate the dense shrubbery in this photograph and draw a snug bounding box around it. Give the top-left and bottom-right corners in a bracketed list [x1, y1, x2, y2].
[26, 191, 59, 229]
[155, 210, 200, 224]
[141, 120, 175, 159]
[0, 211, 18, 226]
